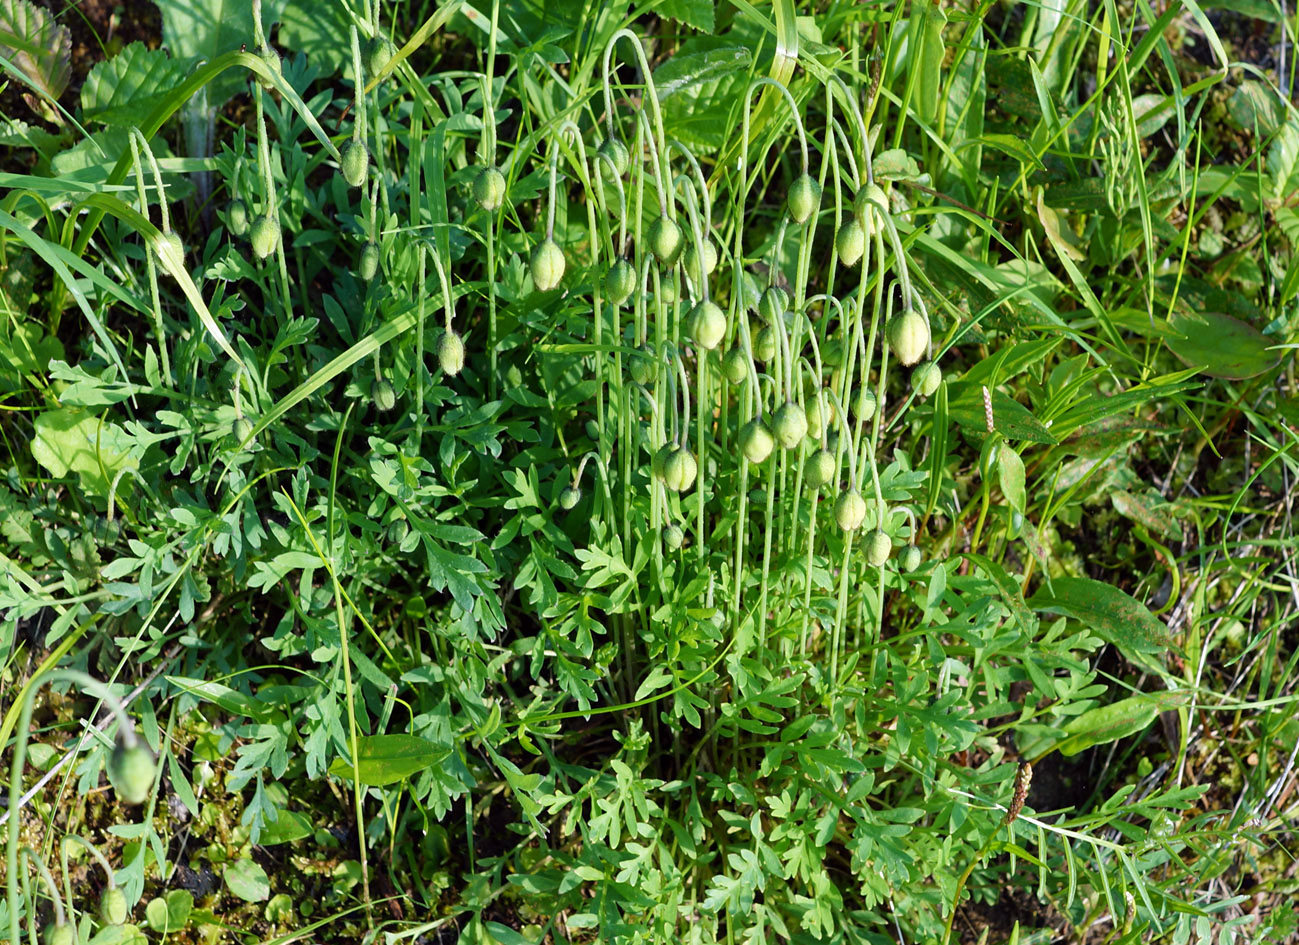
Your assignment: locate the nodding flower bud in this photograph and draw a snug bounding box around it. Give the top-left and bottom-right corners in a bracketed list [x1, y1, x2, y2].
[339, 139, 369, 188]
[559, 486, 581, 510]
[688, 300, 727, 351]
[864, 529, 891, 567]
[366, 36, 396, 78]
[1003, 762, 1033, 826]
[721, 347, 749, 385]
[663, 523, 684, 550]
[473, 165, 507, 211]
[359, 242, 380, 282]
[787, 173, 822, 224]
[685, 239, 718, 284]
[604, 258, 636, 306]
[772, 402, 808, 450]
[43, 924, 74, 945]
[107, 741, 155, 805]
[530, 239, 566, 292]
[887, 309, 930, 367]
[805, 449, 836, 490]
[900, 545, 923, 573]
[662, 447, 698, 492]
[738, 418, 775, 465]
[836, 218, 865, 267]
[912, 361, 942, 398]
[629, 346, 657, 386]
[100, 886, 129, 926]
[753, 326, 777, 363]
[758, 286, 789, 325]
[598, 137, 630, 180]
[437, 330, 465, 376]
[250, 214, 280, 260]
[647, 215, 685, 267]
[835, 490, 867, 531]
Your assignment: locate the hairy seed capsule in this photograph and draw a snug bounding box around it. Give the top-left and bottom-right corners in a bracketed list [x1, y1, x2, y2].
[629, 346, 657, 386]
[900, 545, 923, 573]
[836, 218, 865, 267]
[912, 361, 942, 397]
[228, 199, 249, 237]
[753, 326, 777, 363]
[366, 36, 396, 78]
[739, 418, 775, 465]
[339, 139, 369, 188]
[772, 401, 808, 449]
[758, 286, 789, 325]
[721, 346, 749, 385]
[662, 447, 697, 492]
[835, 490, 867, 531]
[559, 486, 581, 510]
[437, 330, 465, 376]
[806, 449, 836, 489]
[887, 309, 930, 367]
[787, 173, 822, 224]
[685, 239, 718, 284]
[598, 137, 630, 180]
[605, 258, 636, 305]
[647, 215, 684, 267]
[44, 924, 74, 945]
[359, 242, 380, 282]
[688, 300, 727, 350]
[100, 886, 128, 926]
[473, 165, 507, 211]
[108, 742, 155, 804]
[530, 238, 566, 291]
[250, 214, 280, 260]
[664, 523, 684, 550]
[371, 378, 396, 411]
[865, 529, 892, 566]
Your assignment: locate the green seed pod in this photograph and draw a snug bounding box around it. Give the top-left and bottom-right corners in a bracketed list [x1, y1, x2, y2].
[366, 36, 396, 79]
[339, 139, 369, 188]
[228, 198, 249, 237]
[836, 218, 865, 267]
[685, 239, 718, 284]
[250, 213, 280, 260]
[585, 419, 600, 441]
[100, 886, 129, 926]
[257, 46, 281, 90]
[835, 490, 867, 531]
[754, 326, 777, 363]
[530, 238, 566, 291]
[688, 300, 727, 350]
[629, 346, 657, 386]
[559, 486, 581, 510]
[663, 523, 684, 550]
[887, 309, 930, 367]
[912, 361, 942, 397]
[865, 529, 892, 566]
[738, 418, 775, 465]
[806, 449, 836, 489]
[473, 165, 507, 211]
[855, 387, 877, 422]
[721, 347, 749, 385]
[647, 215, 684, 267]
[154, 231, 184, 271]
[772, 402, 808, 449]
[359, 242, 380, 282]
[605, 258, 636, 306]
[900, 545, 923, 573]
[758, 286, 789, 325]
[371, 378, 396, 411]
[662, 447, 698, 492]
[854, 182, 889, 221]
[598, 137, 630, 179]
[108, 742, 155, 805]
[787, 173, 822, 224]
[437, 330, 465, 376]
[232, 416, 254, 446]
[43, 923, 74, 945]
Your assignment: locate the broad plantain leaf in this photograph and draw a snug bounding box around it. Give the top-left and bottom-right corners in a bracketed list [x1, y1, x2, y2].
[1028, 576, 1173, 660]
